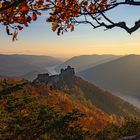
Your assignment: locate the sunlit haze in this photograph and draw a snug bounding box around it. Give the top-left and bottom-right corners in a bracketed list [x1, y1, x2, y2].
[1, 5, 140, 59]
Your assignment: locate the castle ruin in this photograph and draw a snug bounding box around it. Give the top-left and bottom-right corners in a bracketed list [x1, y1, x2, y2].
[33, 66, 75, 84]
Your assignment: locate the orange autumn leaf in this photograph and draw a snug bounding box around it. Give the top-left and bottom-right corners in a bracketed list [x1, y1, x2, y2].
[32, 12, 37, 21]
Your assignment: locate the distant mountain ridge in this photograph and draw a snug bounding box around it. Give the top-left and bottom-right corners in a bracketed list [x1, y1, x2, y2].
[0, 54, 61, 77]
[55, 54, 121, 73]
[78, 54, 140, 101]
[20, 70, 50, 81]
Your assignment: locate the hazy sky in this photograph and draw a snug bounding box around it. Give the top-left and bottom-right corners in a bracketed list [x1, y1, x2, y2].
[1, 4, 140, 59]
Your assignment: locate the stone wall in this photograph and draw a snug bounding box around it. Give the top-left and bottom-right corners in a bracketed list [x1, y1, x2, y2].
[34, 66, 75, 84]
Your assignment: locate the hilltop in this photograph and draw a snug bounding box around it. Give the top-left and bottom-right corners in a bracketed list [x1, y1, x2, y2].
[33, 66, 140, 118]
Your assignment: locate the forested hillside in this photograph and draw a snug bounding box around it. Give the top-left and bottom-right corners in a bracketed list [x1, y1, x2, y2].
[1, 74, 140, 140]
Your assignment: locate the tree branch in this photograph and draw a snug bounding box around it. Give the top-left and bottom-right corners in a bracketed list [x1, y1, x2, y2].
[97, 20, 140, 34]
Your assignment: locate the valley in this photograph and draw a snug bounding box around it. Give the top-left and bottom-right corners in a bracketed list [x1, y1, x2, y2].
[1, 54, 140, 140]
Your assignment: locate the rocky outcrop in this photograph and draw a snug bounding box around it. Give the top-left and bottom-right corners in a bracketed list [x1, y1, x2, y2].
[119, 134, 140, 140]
[33, 66, 75, 85]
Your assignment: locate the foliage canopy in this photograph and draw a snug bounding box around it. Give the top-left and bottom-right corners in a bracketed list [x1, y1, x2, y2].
[1, 79, 140, 140]
[0, 0, 140, 40]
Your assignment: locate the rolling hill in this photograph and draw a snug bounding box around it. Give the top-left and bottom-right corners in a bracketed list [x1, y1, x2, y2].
[55, 54, 121, 73]
[78, 55, 140, 101]
[0, 54, 61, 76]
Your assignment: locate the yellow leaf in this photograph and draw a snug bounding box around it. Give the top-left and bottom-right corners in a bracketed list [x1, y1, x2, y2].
[0, 2, 2, 8]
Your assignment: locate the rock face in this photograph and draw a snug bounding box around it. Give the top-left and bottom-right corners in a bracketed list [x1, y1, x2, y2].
[119, 134, 140, 140]
[33, 66, 75, 85]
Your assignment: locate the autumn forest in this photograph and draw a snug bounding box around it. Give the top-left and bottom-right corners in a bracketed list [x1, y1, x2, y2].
[1, 0, 140, 140]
